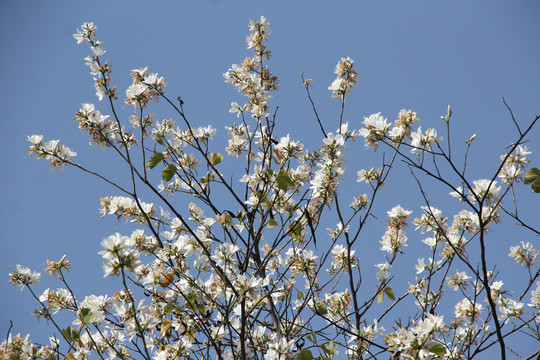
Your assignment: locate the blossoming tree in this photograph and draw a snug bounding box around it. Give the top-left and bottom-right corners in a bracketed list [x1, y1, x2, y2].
[5, 17, 540, 360]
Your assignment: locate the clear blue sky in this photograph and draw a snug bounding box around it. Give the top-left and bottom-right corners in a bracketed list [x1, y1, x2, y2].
[1, 0, 540, 356]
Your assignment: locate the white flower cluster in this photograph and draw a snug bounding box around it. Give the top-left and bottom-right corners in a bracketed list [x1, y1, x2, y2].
[346, 320, 385, 357]
[99, 196, 155, 224]
[74, 22, 116, 101]
[27, 135, 77, 170]
[310, 131, 346, 205]
[385, 314, 447, 359]
[75, 103, 122, 149]
[8, 265, 41, 290]
[498, 144, 531, 184]
[224, 16, 277, 120]
[509, 241, 538, 267]
[414, 206, 478, 259]
[99, 233, 143, 277]
[380, 205, 412, 254]
[328, 244, 357, 274]
[225, 123, 251, 157]
[328, 57, 358, 101]
[358, 109, 423, 151]
[125, 67, 167, 108]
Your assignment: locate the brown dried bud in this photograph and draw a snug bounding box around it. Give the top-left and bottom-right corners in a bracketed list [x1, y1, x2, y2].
[159, 272, 175, 288]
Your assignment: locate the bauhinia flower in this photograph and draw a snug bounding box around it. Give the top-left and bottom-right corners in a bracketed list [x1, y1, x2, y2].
[27, 136, 77, 170]
[509, 241, 538, 267]
[328, 57, 358, 100]
[409, 126, 442, 154]
[9, 265, 41, 290]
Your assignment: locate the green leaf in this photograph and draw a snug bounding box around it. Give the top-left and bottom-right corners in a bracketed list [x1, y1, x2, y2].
[316, 306, 327, 315]
[79, 307, 94, 324]
[200, 173, 214, 184]
[162, 164, 177, 182]
[255, 294, 268, 307]
[147, 152, 164, 169]
[267, 218, 278, 228]
[326, 340, 337, 355]
[524, 167, 540, 184]
[297, 291, 304, 300]
[320, 344, 329, 355]
[384, 287, 395, 301]
[155, 133, 164, 145]
[186, 301, 196, 312]
[429, 343, 447, 355]
[185, 293, 195, 305]
[377, 290, 384, 304]
[321, 341, 337, 356]
[410, 337, 421, 349]
[525, 168, 540, 193]
[161, 319, 172, 336]
[294, 349, 314, 360]
[198, 303, 207, 314]
[276, 170, 295, 191]
[288, 222, 303, 237]
[61, 326, 80, 342]
[209, 152, 223, 166]
[163, 303, 175, 315]
[256, 190, 272, 208]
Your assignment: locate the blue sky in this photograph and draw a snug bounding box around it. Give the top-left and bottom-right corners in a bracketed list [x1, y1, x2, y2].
[2, 0, 540, 356]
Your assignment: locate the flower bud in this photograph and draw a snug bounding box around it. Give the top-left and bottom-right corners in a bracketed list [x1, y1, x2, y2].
[160, 272, 175, 288]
